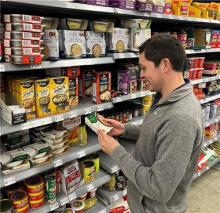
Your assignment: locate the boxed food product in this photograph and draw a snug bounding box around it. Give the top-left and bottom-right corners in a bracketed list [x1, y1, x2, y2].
[42, 17, 59, 30]
[79, 69, 94, 97]
[76, 0, 109, 6]
[62, 66, 80, 79]
[136, 0, 153, 12]
[61, 116, 81, 145]
[3, 14, 43, 24]
[59, 19, 88, 31]
[5, 47, 42, 56]
[49, 77, 69, 115]
[5, 23, 44, 32]
[60, 30, 86, 58]
[85, 31, 106, 58]
[61, 160, 82, 194]
[107, 28, 129, 53]
[86, 112, 113, 134]
[42, 30, 59, 60]
[90, 21, 114, 33]
[92, 71, 111, 104]
[117, 69, 130, 95]
[4, 31, 43, 40]
[69, 78, 79, 107]
[4, 39, 43, 48]
[4, 54, 43, 64]
[152, 0, 164, 13]
[35, 78, 51, 118]
[109, 0, 136, 10]
[188, 5, 202, 18]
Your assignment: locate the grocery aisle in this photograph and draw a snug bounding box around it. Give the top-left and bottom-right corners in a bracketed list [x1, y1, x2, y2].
[187, 163, 220, 213]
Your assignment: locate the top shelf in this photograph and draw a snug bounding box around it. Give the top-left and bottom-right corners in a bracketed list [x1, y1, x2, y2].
[2, 0, 220, 25]
[1, 49, 220, 73]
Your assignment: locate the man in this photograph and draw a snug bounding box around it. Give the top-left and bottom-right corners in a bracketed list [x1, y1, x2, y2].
[97, 33, 203, 213]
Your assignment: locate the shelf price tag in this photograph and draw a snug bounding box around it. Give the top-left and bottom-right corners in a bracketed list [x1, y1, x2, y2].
[50, 202, 59, 211]
[68, 192, 77, 201]
[131, 93, 137, 99]
[54, 159, 63, 168]
[115, 97, 122, 103]
[4, 177, 16, 186]
[0, 64, 5, 72]
[21, 123, 30, 131]
[77, 150, 86, 158]
[69, 111, 78, 118]
[140, 91, 146, 97]
[84, 108, 92, 115]
[87, 183, 94, 191]
[97, 105, 103, 111]
[113, 194, 119, 202]
[60, 197, 69, 206]
[99, 210, 107, 213]
[54, 115, 64, 122]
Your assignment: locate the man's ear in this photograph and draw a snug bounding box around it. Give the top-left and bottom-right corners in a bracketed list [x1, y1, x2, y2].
[159, 58, 171, 73]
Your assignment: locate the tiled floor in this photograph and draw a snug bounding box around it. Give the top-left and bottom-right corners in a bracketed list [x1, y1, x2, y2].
[187, 163, 220, 213]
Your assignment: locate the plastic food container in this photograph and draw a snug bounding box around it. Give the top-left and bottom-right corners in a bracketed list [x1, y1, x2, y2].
[11, 191, 28, 209]
[72, 200, 85, 213]
[4, 39, 43, 48]
[5, 47, 43, 56]
[25, 176, 45, 193]
[7, 55, 43, 64]
[5, 23, 44, 32]
[4, 14, 43, 24]
[4, 31, 43, 40]
[197, 57, 205, 68]
[79, 192, 88, 201]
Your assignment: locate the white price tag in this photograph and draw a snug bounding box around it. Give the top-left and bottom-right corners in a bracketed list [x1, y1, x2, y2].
[84, 108, 92, 115]
[21, 123, 30, 130]
[54, 159, 63, 168]
[41, 117, 52, 126]
[111, 166, 119, 173]
[115, 97, 122, 103]
[198, 172, 201, 177]
[97, 105, 103, 112]
[0, 64, 5, 72]
[30, 64, 42, 69]
[99, 210, 106, 213]
[54, 115, 64, 122]
[68, 192, 77, 201]
[87, 183, 94, 191]
[77, 150, 86, 158]
[131, 93, 137, 99]
[140, 91, 147, 96]
[60, 197, 69, 206]
[69, 111, 78, 118]
[50, 202, 59, 211]
[4, 177, 16, 186]
[113, 194, 119, 202]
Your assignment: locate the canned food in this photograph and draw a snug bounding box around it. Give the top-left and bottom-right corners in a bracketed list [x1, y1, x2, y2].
[88, 153, 100, 174]
[28, 190, 44, 198]
[0, 199, 14, 213]
[14, 204, 29, 213]
[62, 208, 73, 213]
[29, 197, 44, 205]
[29, 200, 45, 209]
[106, 174, 116, 192]
[79, 192, 88, 201]
[6, 183, 24, 199]
[11, 191, 28, 209]
[45, 173, 56, 204]
[28, 194, 44, 201]
[88, 188, 97, 198]
[81, 161, 96, 183]
[25, 176, 44, 193]
[72, 200, 85, 213]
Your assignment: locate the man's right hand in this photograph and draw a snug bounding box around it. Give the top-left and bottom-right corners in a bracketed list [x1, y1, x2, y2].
[102, 118, 125, 137]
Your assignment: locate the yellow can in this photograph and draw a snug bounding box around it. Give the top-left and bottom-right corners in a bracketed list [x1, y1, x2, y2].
[143, 104, 151, 115]
[81, 161, 96, 183]
[143, 95, 153, 105]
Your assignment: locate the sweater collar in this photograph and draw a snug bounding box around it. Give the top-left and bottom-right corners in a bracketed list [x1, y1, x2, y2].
[156, 80, 192, 106]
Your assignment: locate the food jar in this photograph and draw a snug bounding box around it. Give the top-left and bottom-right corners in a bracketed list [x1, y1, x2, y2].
[25, 176, 44, 193]
[72, 200, 85, 213]
[78, 192, 88, 201]
[11, 191, 28, 209]
[88, 188, 97, 198]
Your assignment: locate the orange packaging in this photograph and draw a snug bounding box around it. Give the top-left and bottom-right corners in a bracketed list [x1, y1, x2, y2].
[62, 66, 80, 78]
[92, 71, 111, 104]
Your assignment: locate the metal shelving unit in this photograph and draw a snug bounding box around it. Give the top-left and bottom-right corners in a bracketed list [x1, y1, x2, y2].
[204, 116, 220, 128]
[30, 170, 111, 213]
[204, 133, 220, 148]
[0, 133, 100, 188]
[100, 152, 120, 174]
[85, 200, 109, 213]
[200, 94, 220, 104]
[191, 75, 220, 85]
[0, 100, 113, 136]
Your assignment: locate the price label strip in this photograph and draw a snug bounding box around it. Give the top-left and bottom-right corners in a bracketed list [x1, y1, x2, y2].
[77, 150, 86, 158]
[87, 183, 94, 191]
[4, 177, 16, 186]
[50, 202, 59, 211]
[54, 115, 64, 122]
[112, 194, 120, 202]
[54, 159, 63, 168]
[60, 197, 69, 206]
[84, 108, 92, 115]
[68, 192, 77, 201]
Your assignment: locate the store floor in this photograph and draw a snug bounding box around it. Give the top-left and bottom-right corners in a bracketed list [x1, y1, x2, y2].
[187, 163, 220, 213]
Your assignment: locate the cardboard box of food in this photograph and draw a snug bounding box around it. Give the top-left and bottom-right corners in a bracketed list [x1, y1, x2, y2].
[79, 69, 94, 97]
[69, 78, 79, 107]
[49, 76, 69, 115]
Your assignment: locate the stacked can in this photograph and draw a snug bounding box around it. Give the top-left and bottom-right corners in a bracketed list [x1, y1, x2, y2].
[25, 176, 45, 209]
[3, 14, 44, 64]
[11, 191, 29, 213]
[142, 95, 153, 115]
[45, 173, 57, 204]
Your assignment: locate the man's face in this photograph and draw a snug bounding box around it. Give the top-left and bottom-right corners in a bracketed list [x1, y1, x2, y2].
[139, 53, 163, 92]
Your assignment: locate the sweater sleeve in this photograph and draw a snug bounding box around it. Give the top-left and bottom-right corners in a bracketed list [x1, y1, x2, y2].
[120, 124, 141, 140]
[111, 115, 201, 203]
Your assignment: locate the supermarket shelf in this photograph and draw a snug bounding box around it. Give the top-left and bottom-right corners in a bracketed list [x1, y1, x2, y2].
[206, 48, 220, 53]
[114, 8, 150, 18]
[0, 100, 113, 136]
[85, 200, 109, 213]
[97, 188, 124, 205]
[30, 170, 111, 213]
[204, 116, 220, 128]
[112, 52, 138, 59]
[210, 19, 220, 25]
[200, 94, 220, 104]
[112, 91, 153, 103]
[185, 49, 207, 54]
[191, 75, 220, 85]
[203, 133, 220, 148]
[0, 133, 100, 188]
[0, 57, 114, 72]
[193, 158, 220, 180]
[127, 116, 144, 125]
[100, 152, 120, 174]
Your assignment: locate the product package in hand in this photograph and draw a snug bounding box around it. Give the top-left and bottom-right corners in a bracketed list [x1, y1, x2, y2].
[85, 112, 113, 134]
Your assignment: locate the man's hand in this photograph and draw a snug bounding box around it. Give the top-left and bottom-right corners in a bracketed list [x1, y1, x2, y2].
[97, 129, 120, 155]
[100, 117, 125, 137]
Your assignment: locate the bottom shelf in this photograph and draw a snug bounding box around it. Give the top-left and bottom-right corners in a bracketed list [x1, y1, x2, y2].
[85, 200, 109, 213]
[193, 157, 220, 180]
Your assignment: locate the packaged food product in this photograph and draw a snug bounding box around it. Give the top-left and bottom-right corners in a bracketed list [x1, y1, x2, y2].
[11, 191, 28, 209]
[92, 71, 111, 104]
[136, 0, 153, 12]
[60, 30, 86, 58]
[62, 66, 80, 79]
[61, 160, 82, 194]
[35, 78, 51, 118]
[45, 173, 56, 204]
[105, 174, 116, 191]
[109, 0, 136, 10]
[107, 28, 129, 53]
[42, 30, 59, 60]
[80, 160, 96, 183]
[4, 54, 43, 65]
[42, 17, 59, 30]
[76, 0, 109, 6]
[72, 200, 85, 213]
[5, 47, 43, 56]
[59, 19, 88, 30]
[4, 39, 43, 48]
[91, 21, 114, 33]
[4, 14, 43, 24]
[79, 69, 94, 97]
[85, 31, 106, 57]
[117, 69, 130, 95]
[4, 31, 43, 40]
[5, 23, 44, 32]
[25, 176, 45, 193]
[69, 78, 79, 107]
[78, 123, 88, 146]
[85, 112, 113, 134]
[49, 77, 69, 115]
[87, 153, 100, 174]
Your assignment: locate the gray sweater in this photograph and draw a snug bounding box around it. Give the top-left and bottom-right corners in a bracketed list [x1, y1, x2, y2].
[111, 83, 203, 213]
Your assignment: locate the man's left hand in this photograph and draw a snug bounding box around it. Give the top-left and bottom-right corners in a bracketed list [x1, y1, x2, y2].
[97, 129, 120, 155]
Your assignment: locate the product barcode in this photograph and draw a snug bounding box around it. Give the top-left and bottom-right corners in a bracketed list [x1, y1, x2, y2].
[23, 32, 32, 39]
[23, 48, 32, 55]
[22, 40, 31, 47]
[24, 23, 33, 31]
[4, 177, 16, 186]
[23, 15, 32, 22]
